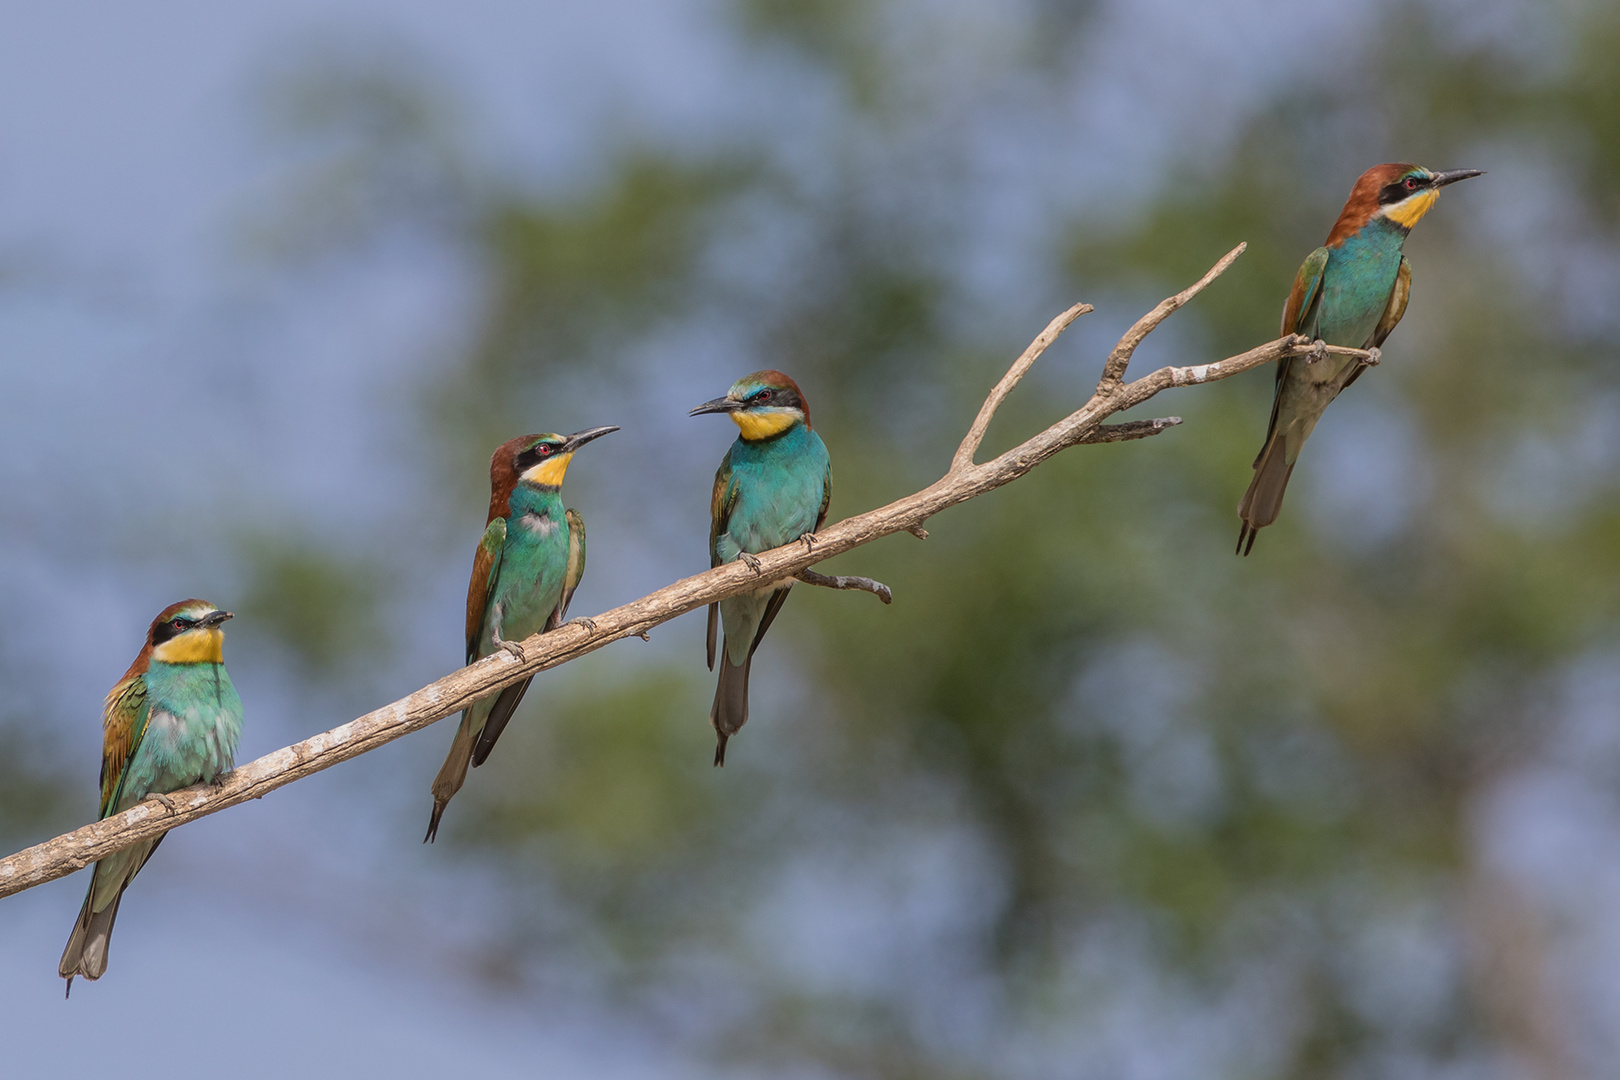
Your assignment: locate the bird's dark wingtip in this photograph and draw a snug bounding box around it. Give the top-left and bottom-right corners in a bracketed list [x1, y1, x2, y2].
[424, 804, 445, 844]
[64, 977, 72, 1000]
[713, 735, 728, 768]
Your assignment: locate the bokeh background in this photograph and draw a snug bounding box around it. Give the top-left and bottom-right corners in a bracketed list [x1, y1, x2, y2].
[3, 0, 1618, 1076]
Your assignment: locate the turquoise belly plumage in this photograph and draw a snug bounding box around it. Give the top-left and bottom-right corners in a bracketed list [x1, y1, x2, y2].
[1236, 163, 1482, 554]
[692, 371, 831, 765]
[60, 600, 243, 993]
[426, 426, 613, 842]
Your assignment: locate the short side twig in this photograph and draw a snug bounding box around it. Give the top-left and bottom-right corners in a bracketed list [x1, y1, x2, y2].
[952, 301, 1093, 472]
[1097, 242, 1247, 388]
[1077, 417, 1183, 444]
[796, 569, 893, 604]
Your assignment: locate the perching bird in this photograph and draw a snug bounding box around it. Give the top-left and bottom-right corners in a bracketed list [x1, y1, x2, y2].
[1237, 163, 1483, 555]
[691, 370, 830, 766]
[426, 425, 617, 842]
[60, 600, 242, 995]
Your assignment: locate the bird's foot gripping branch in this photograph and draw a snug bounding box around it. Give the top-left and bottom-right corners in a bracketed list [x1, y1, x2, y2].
[0, 241, 1372, 901]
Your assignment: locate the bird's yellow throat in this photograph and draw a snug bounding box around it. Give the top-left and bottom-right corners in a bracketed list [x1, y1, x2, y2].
[521, 452, 574, 488]
[731, 409, 798, 441]
[1383, 188, 1439, 229]
[153, 628, 225, 665]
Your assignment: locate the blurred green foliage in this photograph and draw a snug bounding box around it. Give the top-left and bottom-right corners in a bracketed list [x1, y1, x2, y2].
[236, 535, 389, 680]
[248, 0, 1620, 1075]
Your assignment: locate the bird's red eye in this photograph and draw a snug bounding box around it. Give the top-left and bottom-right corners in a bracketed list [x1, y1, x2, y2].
[756, 389, 772, 403]
[1405, 176, 1420, 190]
[537, 444, 551, 456]
[171, 619, 186, 630]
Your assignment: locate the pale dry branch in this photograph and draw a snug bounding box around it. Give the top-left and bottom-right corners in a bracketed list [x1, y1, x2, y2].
[0, 241, 1347, 901]
[1099, 242, 1248, 387]
[1078, 417, 1183, 444]
[953, 301, 1093, 471]
[796, 569, 893, 604]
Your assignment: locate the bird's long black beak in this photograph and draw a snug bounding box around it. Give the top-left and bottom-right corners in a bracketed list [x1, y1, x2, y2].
[1432, 168, 1484, 188]
[562, 425, 619, 451]
[202, 610, 234, 628]
[689, 396, 740, 416]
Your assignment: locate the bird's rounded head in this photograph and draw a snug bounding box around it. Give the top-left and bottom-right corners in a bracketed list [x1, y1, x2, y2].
[1326, 163, 1483, 245]
[147, 599, 233, 665]
[689, 370, 811, 441]
[487, 426, 619, 519]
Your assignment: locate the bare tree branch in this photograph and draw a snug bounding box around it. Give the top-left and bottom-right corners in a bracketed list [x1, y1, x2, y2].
[0, 242, 1370, 901]
[1098, 242, 1248, 387]
[796, 569, 893, 604]
[1078, 417, 1183, 444]
[953, 300, 1093, 471]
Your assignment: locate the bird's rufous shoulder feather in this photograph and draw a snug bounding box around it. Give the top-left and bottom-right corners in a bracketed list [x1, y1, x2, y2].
[99, 672, 150, 818]
[465, 517, 506, 665]
[1281, 247, 1329, 337]
[706, 453, 739, 671]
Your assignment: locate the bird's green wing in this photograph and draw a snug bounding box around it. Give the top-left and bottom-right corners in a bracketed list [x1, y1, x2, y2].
[1280, 247, 1329, 338]
[465, 517, 506, 665]
[707, 454, 738, 672]
[99, 674, 150, 819]
[817, 458, 832, 532]
[547, 508, 588, 631]
[1370, 254, 1411, 349]
[1258, 246, 1332, 457]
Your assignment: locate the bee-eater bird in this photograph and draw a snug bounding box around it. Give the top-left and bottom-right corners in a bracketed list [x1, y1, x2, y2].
[59, 600, 242, 995]
[1236, 163, 1483, 555]
[691, 371, 831, 766]
[426, 425, 618, 842]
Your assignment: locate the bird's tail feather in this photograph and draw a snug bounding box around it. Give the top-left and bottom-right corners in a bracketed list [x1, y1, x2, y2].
[59, 880, 123, 993]
[471, 678, 533, 769]
[1236, 431, 1295, 556]
[710, 650, 751, 767]
[426, 712, 476, 843]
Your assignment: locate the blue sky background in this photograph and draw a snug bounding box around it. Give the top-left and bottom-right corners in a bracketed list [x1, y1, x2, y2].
[5, 1, 1619, 1076]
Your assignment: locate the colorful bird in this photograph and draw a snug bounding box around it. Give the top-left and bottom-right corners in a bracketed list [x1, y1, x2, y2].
[1237, 163, 1483, 555]
[691, 371, 831, 766]
[426, 425, 617, 842]
[59, 599, 242, 995]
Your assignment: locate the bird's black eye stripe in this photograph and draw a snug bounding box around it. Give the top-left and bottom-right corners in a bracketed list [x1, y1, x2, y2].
[517, 442, 562, 470]
[152, 616, 194, 645]
[1380, 175, 1431, 204]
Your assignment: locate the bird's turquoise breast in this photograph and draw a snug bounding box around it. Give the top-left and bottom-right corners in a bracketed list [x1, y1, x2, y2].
[119, 661, 243, 812]
[715, 425, 829, 563]
[1315, 219, 1407, 347]
[483, 484, 569, 651]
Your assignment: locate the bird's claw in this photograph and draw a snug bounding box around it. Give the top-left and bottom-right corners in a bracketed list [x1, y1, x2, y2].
[1361, 346, 1382, 367]
[799, 532, 819, 552]
[739, 552, 763, 574]
[498, 640, 527, 662]
[569, 617, 597, 633]
[1306, 339, 1329, 365]
[149, 792, 184, 814]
